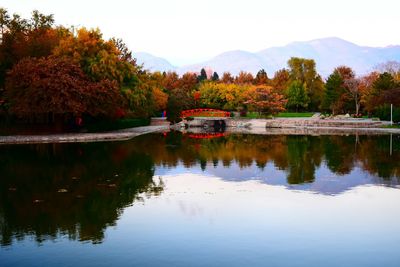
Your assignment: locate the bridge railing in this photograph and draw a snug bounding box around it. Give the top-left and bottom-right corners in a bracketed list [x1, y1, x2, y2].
[188, 132, 227, 139]
[181, 108, 231, 118]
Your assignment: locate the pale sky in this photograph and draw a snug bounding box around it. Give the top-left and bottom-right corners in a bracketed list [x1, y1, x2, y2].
[2, 0, 400, 65]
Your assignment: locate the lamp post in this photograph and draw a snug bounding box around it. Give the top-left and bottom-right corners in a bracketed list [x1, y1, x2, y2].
[391, 104, 393, 126]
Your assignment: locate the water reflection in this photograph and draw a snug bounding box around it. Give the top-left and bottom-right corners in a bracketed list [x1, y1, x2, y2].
[0, 132, 399, 247]
[0, 142, 163, 246]
[136, 131, 400, 185]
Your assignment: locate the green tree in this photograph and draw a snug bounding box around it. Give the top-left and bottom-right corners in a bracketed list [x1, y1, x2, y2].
[373, 72, 397, 92]
[167, 88, 194, 122]
[287, 57, 323, 110]
[211, 71, 219, 81]
[323, 66, 357, 114]
[323, 72, 343, 114]
[286, 81, 310, 112]
[197, 68, 207, 82]
[121, 72, 155, 118]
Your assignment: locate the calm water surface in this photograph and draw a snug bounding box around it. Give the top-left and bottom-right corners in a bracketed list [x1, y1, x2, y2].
[1, 132, 400, 267]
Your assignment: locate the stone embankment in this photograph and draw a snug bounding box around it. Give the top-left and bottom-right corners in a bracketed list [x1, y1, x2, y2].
[264, 118, 389, 128]
[180, 117, 392, 129]
[0, 125, 169, 145]
[176, 117, 400, 135]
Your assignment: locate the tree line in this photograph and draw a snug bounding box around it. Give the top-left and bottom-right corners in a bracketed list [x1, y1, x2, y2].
[1, 8, 399, 128]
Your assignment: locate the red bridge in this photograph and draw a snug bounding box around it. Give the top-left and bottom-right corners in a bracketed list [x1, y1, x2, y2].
[181, 109, 230, 118]
[188, 132, 227, 139]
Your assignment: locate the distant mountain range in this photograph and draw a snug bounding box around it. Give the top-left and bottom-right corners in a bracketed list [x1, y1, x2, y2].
[135, 52, 177, 72]
[135, 37, 400, 77]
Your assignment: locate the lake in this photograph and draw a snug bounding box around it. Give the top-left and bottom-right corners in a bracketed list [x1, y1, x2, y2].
[1, 131, 400, 267]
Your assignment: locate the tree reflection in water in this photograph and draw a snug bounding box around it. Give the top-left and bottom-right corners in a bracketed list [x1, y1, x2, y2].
[132, 131, 400, 183]
[0, 142, 163, 246]
[0, 132, 399, 246]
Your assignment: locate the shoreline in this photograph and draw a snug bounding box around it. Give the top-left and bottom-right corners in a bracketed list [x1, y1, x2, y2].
[243, 119, 400, 135]
[1, 119, 400, 145]
[0, 125, 170, 145]
[228, 126, 400, 135]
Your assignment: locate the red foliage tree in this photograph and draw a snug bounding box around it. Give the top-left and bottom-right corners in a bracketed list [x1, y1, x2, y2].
[179, 72, 198, 92]
[5, 57, 122, 121]
[162, 71, 180, 91]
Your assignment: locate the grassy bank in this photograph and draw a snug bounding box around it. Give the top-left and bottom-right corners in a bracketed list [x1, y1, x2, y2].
[275, 112, 314, 118]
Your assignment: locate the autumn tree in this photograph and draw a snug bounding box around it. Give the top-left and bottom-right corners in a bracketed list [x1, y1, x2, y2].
[163, 71, 180, 91]
[53, 27, 138, 86]
[198, 82, 246, 110]
[235, 71, 254, 84]
[244, 85, 287, 115]
[221, 72, 234, 83]
[255, 69, 269, 85]
[0, 9, 63, 90]
[179, 72, 198, 93]
[359, 72, 379, 115]
[369, 72, 400, 121]
[152, 88, 168, 113]
[5, 57, 121, 122]
[335, 66, 355, 80]
[271, 69, 290, 93]
[343, 77, 361, 115]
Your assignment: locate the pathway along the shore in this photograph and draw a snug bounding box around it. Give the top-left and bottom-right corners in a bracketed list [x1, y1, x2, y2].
[0, 125, 170, 145]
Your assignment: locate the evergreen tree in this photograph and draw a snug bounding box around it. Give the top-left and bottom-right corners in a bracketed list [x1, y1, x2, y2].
[323, 72, 343, 114]
[373, 72, 397, 92]
[211, 71, 219, 81]
[197, 68, 207, 82]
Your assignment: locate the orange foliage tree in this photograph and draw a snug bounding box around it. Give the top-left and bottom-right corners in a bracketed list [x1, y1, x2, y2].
[244, 85, 287, 115]
[235, 71, 254, 84]
[53, 28, 138, 84]
[152, 88, 168, 111]
[221, 72, 234, 84]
